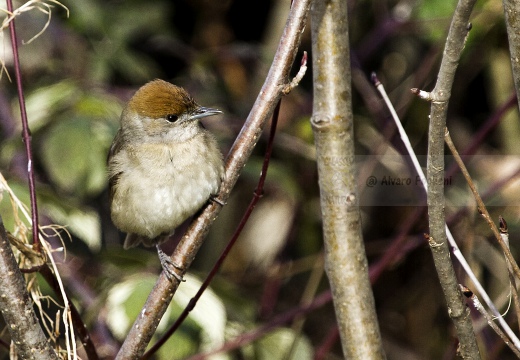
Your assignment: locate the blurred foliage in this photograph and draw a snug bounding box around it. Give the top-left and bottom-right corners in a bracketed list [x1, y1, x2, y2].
[66, 1, 171, 83]
[31, 81, 121, 197]
[1, 0, 520, 359]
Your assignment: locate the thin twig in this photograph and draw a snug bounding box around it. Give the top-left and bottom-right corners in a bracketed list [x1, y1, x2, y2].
[445, 130, 520, 281]
[371, 73, 426, 188]
[6, 0, 40, 251]
[460, 285, 520, 358]
[498, 216, 520, 332]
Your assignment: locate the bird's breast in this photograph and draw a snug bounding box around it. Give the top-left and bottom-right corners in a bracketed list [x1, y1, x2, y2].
[110, 136, 224, 239]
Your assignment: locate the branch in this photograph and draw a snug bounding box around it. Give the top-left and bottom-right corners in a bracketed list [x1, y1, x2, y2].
[6, 0, 40, 251]
[115, 0, 311, 357]
[498, 216, 520, 332]
[420, 0, 481, 357]
[444, 131, 520, 281]
[0, 216, 57, 359]
[460, 285, 520, 357]
[373, 76, 520, 353]
[503, 0, 520, 113]
[310, 0, 385, 358]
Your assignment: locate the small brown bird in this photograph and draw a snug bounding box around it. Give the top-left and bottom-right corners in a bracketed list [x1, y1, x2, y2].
[108, 79, 224, 280]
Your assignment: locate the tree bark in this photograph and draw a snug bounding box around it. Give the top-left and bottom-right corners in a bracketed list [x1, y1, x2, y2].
[425, 0, 481, 357]
[310, 0, 386, 358]
[0, 217, 58, 360]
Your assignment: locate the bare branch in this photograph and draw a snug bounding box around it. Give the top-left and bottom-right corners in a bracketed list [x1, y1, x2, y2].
[460, 285, 520, 357]
[115, 0, 311, 357]
[503, 0, 520, 113]
[5, 0, 40, 251]
[425, 0, 481, 357]
[0, 216, 58, 359]
[310, 1, 385, 358]
[498, 216, 520, 333]
[445, 131, 520, 280]
[374, 75, 520, 353]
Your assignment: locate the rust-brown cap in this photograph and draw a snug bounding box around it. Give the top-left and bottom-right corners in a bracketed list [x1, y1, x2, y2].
[127, 79, 198, 119]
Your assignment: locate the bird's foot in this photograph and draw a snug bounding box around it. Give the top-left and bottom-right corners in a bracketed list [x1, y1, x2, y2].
[156, 245, 185, 282]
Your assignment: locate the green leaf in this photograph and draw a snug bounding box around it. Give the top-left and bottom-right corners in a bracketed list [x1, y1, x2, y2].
[23, 81, 80, 132]
[43, 202, 101, 251]
[106, 273, 228, 359]
[40, 116, 108, 197]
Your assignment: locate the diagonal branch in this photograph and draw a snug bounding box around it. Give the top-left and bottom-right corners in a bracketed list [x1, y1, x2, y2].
[115, 0, 311, 358]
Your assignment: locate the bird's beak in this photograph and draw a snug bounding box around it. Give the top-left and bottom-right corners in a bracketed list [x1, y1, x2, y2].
[190, 106, 223, 121]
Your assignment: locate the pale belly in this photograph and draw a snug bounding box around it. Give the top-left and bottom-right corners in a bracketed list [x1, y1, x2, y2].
[110, 151, 223, 239]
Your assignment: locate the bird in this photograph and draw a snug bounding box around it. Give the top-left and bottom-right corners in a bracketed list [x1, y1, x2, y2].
[108, 79, 225, 281]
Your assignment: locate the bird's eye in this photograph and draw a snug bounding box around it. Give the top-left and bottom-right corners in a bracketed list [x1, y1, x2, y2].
[166, 114, 178, 122]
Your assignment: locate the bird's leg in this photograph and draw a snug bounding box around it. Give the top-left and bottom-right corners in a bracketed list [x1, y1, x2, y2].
[156, 245, 185, 282]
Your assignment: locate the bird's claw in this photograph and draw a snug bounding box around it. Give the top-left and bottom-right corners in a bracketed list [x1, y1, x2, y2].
[210, 195, 226, 207]
[156, 245, 185, 282]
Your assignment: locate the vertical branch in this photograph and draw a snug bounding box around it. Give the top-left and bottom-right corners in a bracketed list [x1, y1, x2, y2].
[420, 0, 481, 357]
[0, 217, 57, 359]
[310, 0, 385, 358]
[6, 0, 40, 251]
[375, 77, 520, 351]
[503, 0, 520, 112]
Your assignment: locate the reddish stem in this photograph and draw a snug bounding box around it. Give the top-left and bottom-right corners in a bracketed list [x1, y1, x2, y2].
[6, 0, 40, 251]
